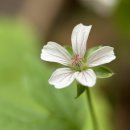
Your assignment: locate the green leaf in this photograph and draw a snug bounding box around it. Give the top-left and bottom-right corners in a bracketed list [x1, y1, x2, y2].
[93, 66, 114, 78]
[76, 83, 86, 98]
[86, 46, 102, 58]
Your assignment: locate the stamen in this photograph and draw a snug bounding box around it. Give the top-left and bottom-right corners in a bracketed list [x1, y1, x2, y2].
[72, 54, 83, 66]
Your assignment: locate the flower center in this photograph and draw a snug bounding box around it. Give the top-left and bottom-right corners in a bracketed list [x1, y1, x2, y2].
[71, 54, 87, 71]
[72, 54, 83, 66]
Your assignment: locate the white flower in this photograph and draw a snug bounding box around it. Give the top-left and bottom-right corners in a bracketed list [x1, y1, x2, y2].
[41, 24, 116, 89]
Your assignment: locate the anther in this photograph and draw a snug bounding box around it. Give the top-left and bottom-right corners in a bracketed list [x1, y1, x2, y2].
[72, 54, 83, 66]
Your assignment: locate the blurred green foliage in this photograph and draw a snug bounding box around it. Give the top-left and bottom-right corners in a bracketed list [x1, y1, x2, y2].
[116, 0, 130, 36]
[0, 19, 112, 130]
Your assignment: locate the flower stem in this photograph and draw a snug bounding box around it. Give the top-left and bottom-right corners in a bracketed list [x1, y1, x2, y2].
[86, 88, 99, 130]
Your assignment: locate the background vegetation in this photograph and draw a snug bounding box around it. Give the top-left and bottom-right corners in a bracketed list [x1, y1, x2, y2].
[0, 0, 130, 130]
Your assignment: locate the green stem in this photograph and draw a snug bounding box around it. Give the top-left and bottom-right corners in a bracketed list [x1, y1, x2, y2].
[86, 88, 99, 130]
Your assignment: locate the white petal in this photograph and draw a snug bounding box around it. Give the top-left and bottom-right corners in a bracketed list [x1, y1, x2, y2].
[87, 46, 116, 67]
[71, 23, 92, 57]
[41, 42, 72, 66]
[75, 69, 96, 87]
[49, 68, 75, 89]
